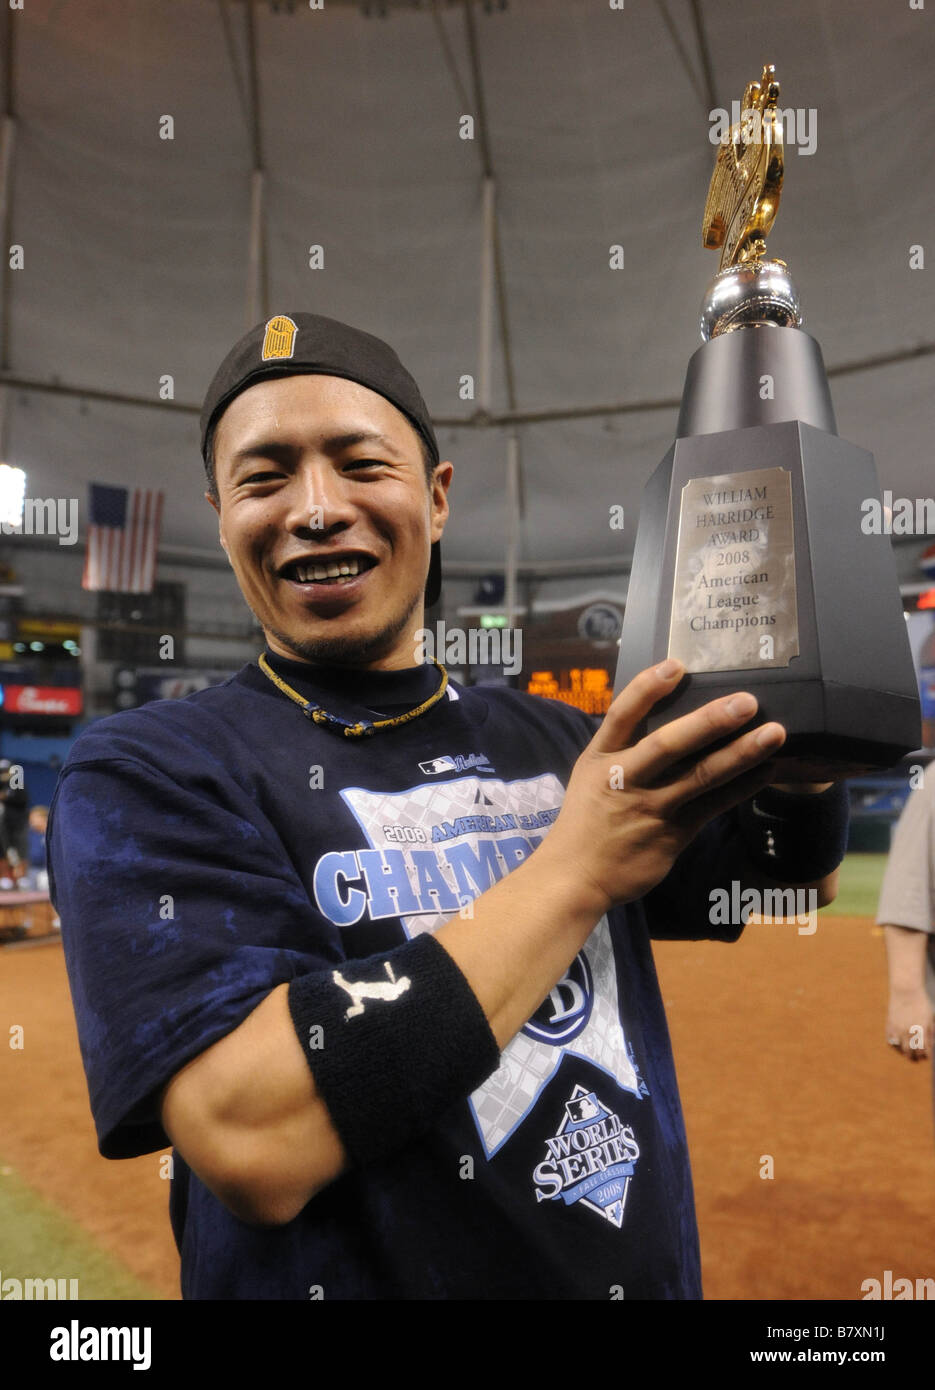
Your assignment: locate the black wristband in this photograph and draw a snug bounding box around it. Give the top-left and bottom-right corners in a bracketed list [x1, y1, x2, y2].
[737, 780, 850, 882]
[287, 932, 501, 1168]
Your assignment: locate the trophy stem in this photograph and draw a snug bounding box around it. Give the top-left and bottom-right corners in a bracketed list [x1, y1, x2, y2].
[676, 326, 837, 440]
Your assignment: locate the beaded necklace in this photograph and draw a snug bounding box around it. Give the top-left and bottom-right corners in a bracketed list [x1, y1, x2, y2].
[257, 652, 449, 738]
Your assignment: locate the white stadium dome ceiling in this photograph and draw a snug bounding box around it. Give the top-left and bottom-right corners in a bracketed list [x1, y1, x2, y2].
[0, 0, 931, 576]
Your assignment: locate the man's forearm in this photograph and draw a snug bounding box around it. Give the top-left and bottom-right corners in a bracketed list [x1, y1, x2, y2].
[434, 837, 606, 1048]
[160, 840, 604, 1226]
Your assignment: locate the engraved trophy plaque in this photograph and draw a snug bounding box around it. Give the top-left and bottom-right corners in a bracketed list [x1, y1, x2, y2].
[614, 66, 920, 779]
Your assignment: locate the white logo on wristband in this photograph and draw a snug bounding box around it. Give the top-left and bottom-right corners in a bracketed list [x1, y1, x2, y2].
[334, 961, 411, 1021]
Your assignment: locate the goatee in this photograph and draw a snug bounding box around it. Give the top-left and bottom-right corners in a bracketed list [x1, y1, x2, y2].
[263, 587, 423, 669]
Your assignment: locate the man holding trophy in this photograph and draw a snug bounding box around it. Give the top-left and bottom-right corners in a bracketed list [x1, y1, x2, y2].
[48, 69, 901, 1300]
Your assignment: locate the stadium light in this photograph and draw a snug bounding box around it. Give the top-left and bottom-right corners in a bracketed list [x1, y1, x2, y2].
[0, 463, 26, 528]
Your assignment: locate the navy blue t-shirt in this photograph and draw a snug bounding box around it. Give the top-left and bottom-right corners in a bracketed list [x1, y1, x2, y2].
[48, 652, 748, 1300]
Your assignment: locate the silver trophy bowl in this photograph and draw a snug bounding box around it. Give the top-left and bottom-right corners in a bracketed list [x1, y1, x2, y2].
[700, 259, 803, 342]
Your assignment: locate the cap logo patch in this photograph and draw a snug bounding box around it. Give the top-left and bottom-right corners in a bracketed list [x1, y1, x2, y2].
[262, 315, 298, 361]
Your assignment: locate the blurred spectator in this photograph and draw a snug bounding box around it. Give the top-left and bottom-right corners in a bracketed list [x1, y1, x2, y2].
[876, 775, 935, 1131]
[25, 805, 49, 892]
[0, 760, 29, 862]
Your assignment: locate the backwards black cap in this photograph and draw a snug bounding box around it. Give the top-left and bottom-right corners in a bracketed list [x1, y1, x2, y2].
[200, 312, 442, 607]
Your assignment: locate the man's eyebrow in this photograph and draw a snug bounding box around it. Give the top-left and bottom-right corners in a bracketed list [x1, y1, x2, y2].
[230, 430, 406, 466]
[230, 440, 296, 466]
[326, 430, 405, 457]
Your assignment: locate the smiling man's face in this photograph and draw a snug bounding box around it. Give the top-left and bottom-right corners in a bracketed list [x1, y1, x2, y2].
[207, 373, 452, 670]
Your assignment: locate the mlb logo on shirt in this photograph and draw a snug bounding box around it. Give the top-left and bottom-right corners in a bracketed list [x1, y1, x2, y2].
[565, 1093, 601, 1124]
[419, 756, 457, 775]
[418, 752, 497, 776]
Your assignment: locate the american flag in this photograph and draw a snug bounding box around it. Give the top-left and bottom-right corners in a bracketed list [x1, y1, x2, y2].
[82, 484, 164, 593]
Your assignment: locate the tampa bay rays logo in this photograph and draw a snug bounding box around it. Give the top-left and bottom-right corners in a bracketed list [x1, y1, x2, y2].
[532, 1085, 640, 1229]
[333, 961, 410, 1021]
[522, 951, 593, 1045]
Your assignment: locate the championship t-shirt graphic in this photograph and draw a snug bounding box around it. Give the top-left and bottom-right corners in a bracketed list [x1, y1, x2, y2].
[336, 769, 649, 1224]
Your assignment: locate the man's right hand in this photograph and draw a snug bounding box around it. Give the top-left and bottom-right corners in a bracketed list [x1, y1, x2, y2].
[541, 657, 786, 916]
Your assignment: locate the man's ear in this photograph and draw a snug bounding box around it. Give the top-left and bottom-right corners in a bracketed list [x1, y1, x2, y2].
[431, 460, 453, 542]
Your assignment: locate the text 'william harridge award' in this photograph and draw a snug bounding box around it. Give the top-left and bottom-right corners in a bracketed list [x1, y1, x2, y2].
[615, 65, 920, 779]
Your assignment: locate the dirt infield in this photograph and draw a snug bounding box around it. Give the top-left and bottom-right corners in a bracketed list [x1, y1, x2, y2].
[1, 916, 932, 1301]
[655, 913, 935, 1300]
[1, 937, 179, 1299]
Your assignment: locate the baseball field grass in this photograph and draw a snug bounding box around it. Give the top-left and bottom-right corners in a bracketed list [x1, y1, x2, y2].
[821, 852, 887, 919]
[0, 1161, 161, 1300]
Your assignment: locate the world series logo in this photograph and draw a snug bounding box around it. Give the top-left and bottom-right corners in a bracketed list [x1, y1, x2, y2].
[532, 1085, 640, 1229]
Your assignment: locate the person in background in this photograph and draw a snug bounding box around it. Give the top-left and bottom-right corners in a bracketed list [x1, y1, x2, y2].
[876, 772, 935, 1131]
[25, 805, 49, 892]
[0, 759, 29, 865]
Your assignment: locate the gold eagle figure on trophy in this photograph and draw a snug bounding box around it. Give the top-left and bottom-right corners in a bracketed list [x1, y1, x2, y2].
[703, 64, 784, 271]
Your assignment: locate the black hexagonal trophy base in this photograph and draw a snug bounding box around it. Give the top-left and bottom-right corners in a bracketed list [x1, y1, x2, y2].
[615, 326, 921, 780]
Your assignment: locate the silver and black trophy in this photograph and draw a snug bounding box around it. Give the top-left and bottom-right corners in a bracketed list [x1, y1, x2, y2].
[615, 65, 921, 780]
